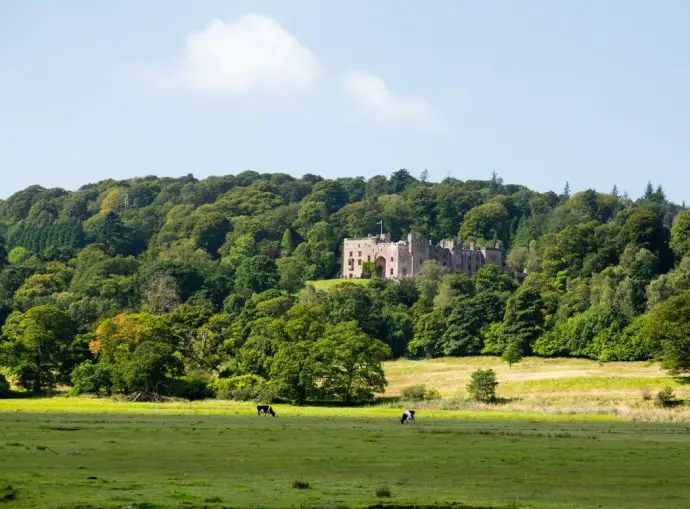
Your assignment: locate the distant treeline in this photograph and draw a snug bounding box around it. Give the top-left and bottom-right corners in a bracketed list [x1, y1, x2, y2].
[0, 171, 689, 402]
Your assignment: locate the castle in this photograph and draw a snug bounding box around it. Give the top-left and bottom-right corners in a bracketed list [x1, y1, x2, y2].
[342, 233, 502, 280]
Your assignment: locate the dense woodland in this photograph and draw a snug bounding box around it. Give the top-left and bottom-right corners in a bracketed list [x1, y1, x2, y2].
[0, 170, 689, 402]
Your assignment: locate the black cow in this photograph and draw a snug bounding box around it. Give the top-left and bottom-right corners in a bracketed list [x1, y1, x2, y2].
[257, 405, 276, 417]
[400, 409, 415, 424]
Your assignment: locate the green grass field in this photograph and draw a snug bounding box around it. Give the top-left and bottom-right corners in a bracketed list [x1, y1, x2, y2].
[2, 398, 690, 508]
[3, 358, 690, 508]
[306, 279, 370, 292]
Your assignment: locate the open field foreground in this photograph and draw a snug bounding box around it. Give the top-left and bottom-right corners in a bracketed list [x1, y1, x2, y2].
[2, 402, 690, 509]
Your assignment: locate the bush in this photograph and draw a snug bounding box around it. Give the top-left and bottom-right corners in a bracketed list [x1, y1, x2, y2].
[292, 480, 310, 490]
[167, 372, 213, 400]
[655, 387, 678, 408]
[424, 387, 442, 400]
[0, 375, 10, 397]
[401, 384, 442, 401]
[401, 384, 427, 401]
[210, 374, 274, 402]
[641, 387, 652, 401]
[467, 368, 498, 402]
[69, 362, 113, 397]
[375, 486, 391, 498]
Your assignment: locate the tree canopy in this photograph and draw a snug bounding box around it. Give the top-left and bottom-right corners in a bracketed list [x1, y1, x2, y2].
[0, 171, 686, 398]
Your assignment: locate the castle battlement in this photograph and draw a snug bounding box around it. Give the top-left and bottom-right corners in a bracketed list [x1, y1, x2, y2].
[342, 233, 502, 279]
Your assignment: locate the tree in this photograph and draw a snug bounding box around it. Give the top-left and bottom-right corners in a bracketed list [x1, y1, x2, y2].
[0, 305, 76, 392]
[498, 276, 546, 356]
[270, 341, 320, 405]
[441, 292, 505, 356]
[70, 361, 113, 396]
[316, 321, 390, 403]
[458, 202, 509, 243]
[502, 342, 522, 368]
[192, 212, 231, 257]
[467, 368, 498, 402]
[644, 292, 690, 374]
[433, 274, 474, 309]
[415, 260, 448, 306]
[671, 210, 690, 260]
[121, 341, 183, 394]
[91, 312, 179, 367]
[0, 374, 9, 396]
[234, 255, 279, 295]
[389, 169, 417, 193]
[280, 228, 297, 256]
[361, 261, 376, 279]
[276, 256, 306, 292]
[473, 265, 515, 294]
[143, 274, 180, 314]
[407, 310, 446, 358]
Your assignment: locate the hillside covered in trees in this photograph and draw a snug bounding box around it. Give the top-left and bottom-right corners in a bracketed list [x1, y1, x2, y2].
[0, 170, 689, 402]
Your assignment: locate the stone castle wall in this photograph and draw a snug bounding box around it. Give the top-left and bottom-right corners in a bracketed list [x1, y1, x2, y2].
[342, 234, 502, 280]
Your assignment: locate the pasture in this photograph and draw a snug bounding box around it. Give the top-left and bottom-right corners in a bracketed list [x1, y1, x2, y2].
[384, 357, 690, 421]
[2, 399, 690, 508]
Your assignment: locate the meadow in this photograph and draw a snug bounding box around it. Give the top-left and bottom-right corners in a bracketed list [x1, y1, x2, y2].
[2, 357, 690, 508]
[2, 399, 690, 509]
[383, 357, 690, 421]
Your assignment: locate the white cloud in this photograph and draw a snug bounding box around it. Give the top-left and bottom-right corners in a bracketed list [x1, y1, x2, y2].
[143, 14, 322, 96]
[341, 71, 438, 129]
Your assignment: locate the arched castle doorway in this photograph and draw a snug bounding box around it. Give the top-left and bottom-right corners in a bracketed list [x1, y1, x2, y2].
[376, 256, 387, 278]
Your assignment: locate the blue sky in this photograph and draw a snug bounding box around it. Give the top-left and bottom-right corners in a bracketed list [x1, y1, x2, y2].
[2, 1, 690, 203]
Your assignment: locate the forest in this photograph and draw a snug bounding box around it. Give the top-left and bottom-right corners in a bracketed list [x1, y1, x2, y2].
[0, 169, 689, 403]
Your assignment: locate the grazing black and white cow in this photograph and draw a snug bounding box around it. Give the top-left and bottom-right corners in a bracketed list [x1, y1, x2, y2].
[257, 405, 276, 417]
[400, 409, 415, 424]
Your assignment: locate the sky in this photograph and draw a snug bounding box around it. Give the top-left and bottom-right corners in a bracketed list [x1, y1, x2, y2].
[2, 1, 690, 203]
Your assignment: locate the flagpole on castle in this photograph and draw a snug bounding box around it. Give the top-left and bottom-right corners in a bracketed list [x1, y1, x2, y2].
[377, 220, 383, 238]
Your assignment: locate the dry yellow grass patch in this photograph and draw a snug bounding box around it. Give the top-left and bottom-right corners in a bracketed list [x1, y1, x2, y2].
[382, 357, 690, 421]
[383, 356, 667, 397]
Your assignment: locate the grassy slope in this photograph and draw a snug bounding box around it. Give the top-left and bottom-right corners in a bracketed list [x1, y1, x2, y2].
[2, 401, 690, 509]
[307, 278, 370, 291]
[383, 357, 671, 397]
[383, 357, 690, 421]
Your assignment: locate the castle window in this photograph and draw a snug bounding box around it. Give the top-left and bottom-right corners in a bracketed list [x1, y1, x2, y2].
[358, 251, 362, 257]
[402, 268, 408, 276]
[367, 255, 371, 261]
[390, 257, 394, 262]
[390, 268, 393, 275]
[358, 259, 362, 266]
[349, 251, 353, 257]
[420, 258, 423, 264]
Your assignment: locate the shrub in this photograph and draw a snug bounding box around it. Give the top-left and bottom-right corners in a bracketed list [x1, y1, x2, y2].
[167, 372, 213, 400]
[69, 362, 113, 397]
[292, 480, 310, 490]
[467, 368, 498, 402]
[375, 486, 391, 498]
[0, 375, 10, 397]
[641, 387, 652, 401]
[401, 384, 427, 401]
[210, 374, 273, 402]
[2, 485, 17, 502]
[655, 387, 678, 408]
[401, 384, 442, 401]
[424, 387, 442, 400]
